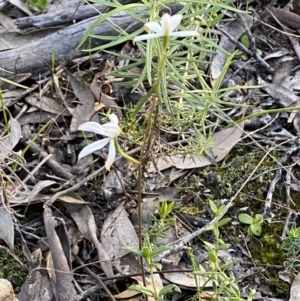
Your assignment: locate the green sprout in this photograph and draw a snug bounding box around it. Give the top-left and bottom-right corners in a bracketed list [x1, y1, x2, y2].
[238, 213, 264, 236]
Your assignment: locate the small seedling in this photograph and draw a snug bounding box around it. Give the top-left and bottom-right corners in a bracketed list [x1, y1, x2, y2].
[282, 224, 300, 271]
[238, 213, 263, 236]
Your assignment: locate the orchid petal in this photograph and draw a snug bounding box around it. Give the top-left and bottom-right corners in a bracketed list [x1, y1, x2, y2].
[161, 13, 171, 36]
[170, 31, 199, 37]
[105, 140, 116, 170]
[78, 122, 105, 135]
[133, 33, 162, 42]
[170, 14, 182, 32]
[145, 22, 162, 33]
[102, 124, 121, 138]
[108, 113, 119, 125]
[78, 138, 110, 160]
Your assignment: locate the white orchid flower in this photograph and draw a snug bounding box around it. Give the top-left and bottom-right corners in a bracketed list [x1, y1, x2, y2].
[78, 114, 121, 170]
[133, 13, 199, 42]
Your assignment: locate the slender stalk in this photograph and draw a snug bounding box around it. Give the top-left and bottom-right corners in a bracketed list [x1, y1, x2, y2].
[149, 267, 158, 299]
[136, 35, 169, 292]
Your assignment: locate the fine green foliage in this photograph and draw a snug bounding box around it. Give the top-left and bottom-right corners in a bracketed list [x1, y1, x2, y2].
[148, 200, 176, 242]
[282, 224, 300, 271]
[123, 200, 179, 301]
[238, 213, 264, 236]
[78, 0, 249, 159]
[193, 200, 257, 300]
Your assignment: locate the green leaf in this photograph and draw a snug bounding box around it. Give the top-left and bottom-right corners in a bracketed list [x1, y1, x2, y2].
[158, 284, 181, 296]
[205, 224, 214, 231]
[217, 217, 231, 228]
[240, 33, 250, 48]
[150, 246, 169, 257]
[209, 200, 218, 215]
[76, 3, 146, 49]
[122, 246, 143, 257]
[247, 226, 253, 236]
[153, 262, 162, 270]
[218, 243, 231, 250]
[203, 241, 216, 251]
[129, 285, 155, 297]
[219, 262, 232, 270]
[208, 252, 217, 263]
[254, 214, 264, 224]
[250, 224, 262, 236]
[238, 213, 253, 225]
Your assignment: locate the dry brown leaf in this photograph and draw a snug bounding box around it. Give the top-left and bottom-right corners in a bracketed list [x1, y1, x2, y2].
[29, 180, 56, 202]
[104, 203, 163, 300]
[90, 73, 122, 117]
[17, 249, 53, 301]
[25, 93, 72, 116]
[163, 264, 213, 288]
[258, 77, 299, 107]
[43, 207, 77, 300]
[8, 0, 33, 16]
[9, 191, 51, 205]
[18, 112, 70, 126]
[0, 118, 21, 157]
[62, 195, 114, 277]
[101, 202, 139, 260]
[150, 123, 244, 171]
[289, 273, 300, 301]
[114, 289, 141, 299]
[0, 206, 14, 251]
[0, 12, 22, 32]
[210, 16, 253, 87]
[65, 69, 98, 133]
[58, 194, 92, 204]
[258, 77, 300, 133]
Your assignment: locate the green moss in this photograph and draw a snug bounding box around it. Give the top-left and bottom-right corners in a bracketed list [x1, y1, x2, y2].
[250, 228, 285, 265]
[0, 246, 27, 293]
[215, 147, 283, 203]
[265, 277, 289, 297]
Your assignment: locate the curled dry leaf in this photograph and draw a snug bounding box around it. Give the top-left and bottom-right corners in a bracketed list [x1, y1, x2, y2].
[29, 180, 57, 203]
[0, 206, 14, 251]
[43, 206, 77, 301]
[17, 249, 53, 301]
[0, 118, 21, 157]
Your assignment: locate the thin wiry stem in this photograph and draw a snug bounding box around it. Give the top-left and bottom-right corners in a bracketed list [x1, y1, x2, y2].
[137, 35, 169, 296]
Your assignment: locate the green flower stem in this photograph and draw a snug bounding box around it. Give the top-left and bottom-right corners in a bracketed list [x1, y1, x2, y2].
[150, 268, 158, 300]
[114, 140, 140, 165]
